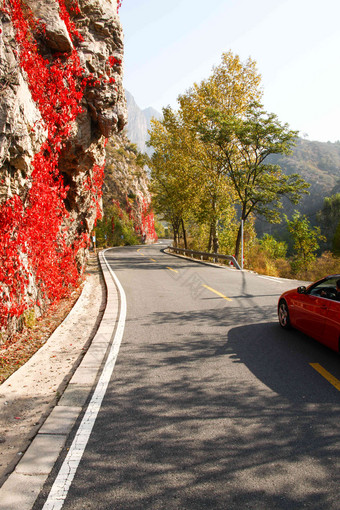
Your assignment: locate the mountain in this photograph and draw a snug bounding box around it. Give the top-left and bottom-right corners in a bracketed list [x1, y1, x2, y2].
[125, 90, 162, 156]
[273, 138, 340, 199]
[256, 138, 340, 237]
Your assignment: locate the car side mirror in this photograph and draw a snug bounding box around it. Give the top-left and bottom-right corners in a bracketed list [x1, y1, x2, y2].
[297, 286, 307, 294]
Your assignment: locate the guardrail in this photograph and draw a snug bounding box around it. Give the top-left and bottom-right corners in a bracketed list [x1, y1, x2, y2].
[167, 246, 242, 270]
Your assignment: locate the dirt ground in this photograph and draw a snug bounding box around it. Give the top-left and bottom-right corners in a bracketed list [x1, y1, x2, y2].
[0, 254, 106, 486]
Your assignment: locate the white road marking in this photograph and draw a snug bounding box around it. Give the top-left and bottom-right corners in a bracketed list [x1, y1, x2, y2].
[42, 250, 126, 509]
[258, 275, 290, 283]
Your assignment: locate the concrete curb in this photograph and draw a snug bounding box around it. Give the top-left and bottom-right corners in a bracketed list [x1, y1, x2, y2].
[0, 250, 119, 510]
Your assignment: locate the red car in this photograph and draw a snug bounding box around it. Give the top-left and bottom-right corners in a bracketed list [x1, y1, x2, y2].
[278, 274, 340, 352]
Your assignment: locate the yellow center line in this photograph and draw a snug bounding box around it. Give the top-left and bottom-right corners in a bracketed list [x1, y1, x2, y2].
[166, 267, 178, 273]
[202, 284, 232, 301]
[310, 363, 340, 391]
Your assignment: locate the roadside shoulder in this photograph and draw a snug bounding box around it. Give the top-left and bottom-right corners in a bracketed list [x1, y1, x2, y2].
[0, 254, 106, 487]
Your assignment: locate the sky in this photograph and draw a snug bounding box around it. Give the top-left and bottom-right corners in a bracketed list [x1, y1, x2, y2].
[120, 0, 340, 143]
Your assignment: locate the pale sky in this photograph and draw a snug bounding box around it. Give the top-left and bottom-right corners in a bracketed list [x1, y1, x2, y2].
[120, 0, 340, 143]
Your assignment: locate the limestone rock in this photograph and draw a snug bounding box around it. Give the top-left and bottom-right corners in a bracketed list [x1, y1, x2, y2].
[0, 13, 47, 202]
[103, 133, 156, 243]
[0, 0, 128, 337]
[26, 0, 74, 52]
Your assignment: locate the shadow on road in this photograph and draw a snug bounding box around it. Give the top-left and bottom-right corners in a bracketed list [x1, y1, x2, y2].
[42, 317, 340, 510]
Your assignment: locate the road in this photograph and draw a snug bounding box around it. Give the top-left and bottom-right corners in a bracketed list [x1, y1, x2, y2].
[35, 242, 340, 509]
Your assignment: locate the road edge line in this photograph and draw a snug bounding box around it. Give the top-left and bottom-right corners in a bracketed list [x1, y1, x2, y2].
[40, 249, 126, 509]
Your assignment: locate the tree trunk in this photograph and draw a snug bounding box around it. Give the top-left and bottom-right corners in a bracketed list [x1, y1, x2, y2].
[181, 218, 188, 249]
[208, 223, 213, 252]
[172, 222, 178, 247]
[235, 224, 242, 262]
[211, 218, 219, 253]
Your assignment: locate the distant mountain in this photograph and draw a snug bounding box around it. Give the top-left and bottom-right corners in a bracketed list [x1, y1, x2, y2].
[125, 90, 162, 156]
[257, 138, 340, 236]
[273, 138, 340, 197]
[124, 91, 340, 234]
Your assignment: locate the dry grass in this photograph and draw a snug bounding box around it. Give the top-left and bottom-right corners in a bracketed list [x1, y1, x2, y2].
[294, 252, 340, 281]
[246, 249, 340, 281]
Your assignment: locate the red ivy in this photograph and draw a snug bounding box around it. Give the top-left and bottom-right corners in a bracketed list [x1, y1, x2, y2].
[141, 197, 158, 242]
[0, 0, 114, 329]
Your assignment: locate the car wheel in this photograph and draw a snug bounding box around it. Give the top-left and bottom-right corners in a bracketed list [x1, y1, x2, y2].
[278, 300, 291, 329]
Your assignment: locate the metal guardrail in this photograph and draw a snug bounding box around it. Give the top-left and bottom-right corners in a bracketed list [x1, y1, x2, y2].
[167, 246, 242, 270]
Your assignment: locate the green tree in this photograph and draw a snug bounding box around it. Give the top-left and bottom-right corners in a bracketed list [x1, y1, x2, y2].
[332, 221, 340, 256]
[259, 234, 288, 259]
[148, 51, 309, 259]
[95, 204, 139, 247]
[177, 52, 261, 253]
[317, 193, 340, 250]
[193, 102, 309, 261]
[286, 211, 325, 273]
[148, 105, 237, 252]
[148, 109, 194, 248]
[154, 217, 166, 238]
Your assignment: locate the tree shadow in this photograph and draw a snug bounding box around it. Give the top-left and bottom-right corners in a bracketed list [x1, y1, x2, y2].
[37, 313, 340, 509]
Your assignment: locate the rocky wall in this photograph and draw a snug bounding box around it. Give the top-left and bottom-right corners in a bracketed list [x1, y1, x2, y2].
[0, 0, 126, 337]
[103, 133, 158, 244]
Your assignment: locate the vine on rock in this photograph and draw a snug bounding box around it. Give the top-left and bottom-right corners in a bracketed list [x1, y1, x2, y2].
[140, 197, 158, 242]
[124, 195, 158, 243]
[0, 0, 110, 332]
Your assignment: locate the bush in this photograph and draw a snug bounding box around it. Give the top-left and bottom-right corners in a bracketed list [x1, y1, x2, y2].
[95, 204, 140, 247]
[274, 258, 293, 279]
[154, 219, 166, 238]
[246, 245, 281, 276]
[294, 252, 340, 281]
[246, 245, 340, 281]
[246, 236, 290, 277]
[259, 234, 288, 259]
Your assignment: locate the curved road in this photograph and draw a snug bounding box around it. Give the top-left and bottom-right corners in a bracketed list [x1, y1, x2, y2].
[36, 242, 340, 509]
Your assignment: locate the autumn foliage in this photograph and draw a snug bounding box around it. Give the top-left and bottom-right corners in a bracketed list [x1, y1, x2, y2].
[0, 0, 123, 332]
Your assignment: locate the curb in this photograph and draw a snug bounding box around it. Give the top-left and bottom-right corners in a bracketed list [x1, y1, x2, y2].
[0, 250, 119, 510]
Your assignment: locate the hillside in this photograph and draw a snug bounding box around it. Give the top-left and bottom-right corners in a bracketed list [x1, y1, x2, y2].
[256, 138, 340, 236]
[273, 138, 340, 204]
[101, 132, 157, 243]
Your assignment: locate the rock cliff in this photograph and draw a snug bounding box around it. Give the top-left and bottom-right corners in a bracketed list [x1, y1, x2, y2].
[103, 133, 157, 244]
[0, 0, 126, 337]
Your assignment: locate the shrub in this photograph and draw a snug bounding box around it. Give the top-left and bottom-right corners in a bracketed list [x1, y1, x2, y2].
[295, 252, 340, 281]
[95, 204, 139, 247]
[259, 234, 287, 259]
[246, 244, 281, 276]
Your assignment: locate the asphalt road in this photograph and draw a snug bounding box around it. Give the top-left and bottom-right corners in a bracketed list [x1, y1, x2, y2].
[35, 242, 340, 509]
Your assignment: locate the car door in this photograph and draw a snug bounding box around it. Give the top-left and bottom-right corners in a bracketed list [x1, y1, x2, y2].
[292, 293, 328, 342]
[323, 299, 340, 351]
